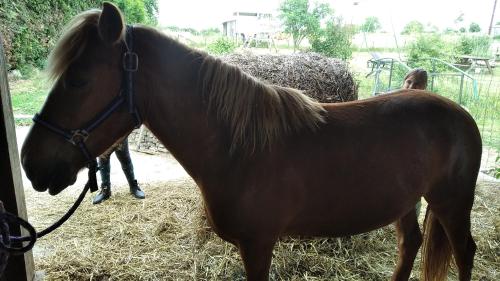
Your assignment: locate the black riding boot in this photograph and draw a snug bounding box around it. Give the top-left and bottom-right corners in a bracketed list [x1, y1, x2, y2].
[93, 156, 112, 204]
[115, 139, 145, 199]
[128, 179, 145, 199]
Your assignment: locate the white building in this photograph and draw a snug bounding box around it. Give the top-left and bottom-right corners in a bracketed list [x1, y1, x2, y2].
[222, 10, 280, 44]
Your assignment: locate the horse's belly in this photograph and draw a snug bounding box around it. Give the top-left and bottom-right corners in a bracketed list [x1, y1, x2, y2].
[286, 214, 396, 237]
[284, 190, 419, 237]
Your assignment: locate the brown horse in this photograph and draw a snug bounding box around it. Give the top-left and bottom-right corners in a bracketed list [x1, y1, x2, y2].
[21, 3, 481, 281]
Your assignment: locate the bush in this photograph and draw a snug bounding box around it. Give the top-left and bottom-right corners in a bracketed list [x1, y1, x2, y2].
[309, 21, 353, 60]
[0, 0, 158, 73]
[455, 35, 492, 58]
[206, 37, 236, 55]
[360, 16, 381, 33]
[401, 20, 424, 35]
[469, 22, 481, 33]
[406, 34, 453, 71]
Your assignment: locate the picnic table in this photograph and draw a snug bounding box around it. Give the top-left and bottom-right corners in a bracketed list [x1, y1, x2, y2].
[457, 55, 494, 74]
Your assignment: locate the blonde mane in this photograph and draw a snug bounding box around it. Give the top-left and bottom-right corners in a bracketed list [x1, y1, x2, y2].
[200, 56, 326, 154]
[47, 9, 104, 82]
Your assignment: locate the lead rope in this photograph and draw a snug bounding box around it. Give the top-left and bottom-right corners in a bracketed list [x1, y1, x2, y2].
[0, 202, 11, 274]
[0, 160, 98, 255]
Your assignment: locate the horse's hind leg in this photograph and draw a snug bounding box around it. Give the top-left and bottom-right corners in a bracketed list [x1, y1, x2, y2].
[426, 176, 477, 281]
[238, 237, 276, 281]
[432, 206, 476, 281]
[392, 208, 423, 281]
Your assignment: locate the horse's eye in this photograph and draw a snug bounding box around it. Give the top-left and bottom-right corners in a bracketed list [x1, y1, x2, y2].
[67, 77, 88, 88]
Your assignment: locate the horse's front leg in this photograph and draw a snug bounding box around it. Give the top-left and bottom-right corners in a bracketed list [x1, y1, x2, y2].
[392, 208, 422, 281]
[237, 236, 277, 281]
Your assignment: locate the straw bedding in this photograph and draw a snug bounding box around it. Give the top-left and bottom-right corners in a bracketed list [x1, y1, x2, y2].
[24, 176, 499, 280]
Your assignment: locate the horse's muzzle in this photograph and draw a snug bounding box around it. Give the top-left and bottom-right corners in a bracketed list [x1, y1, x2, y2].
[22, 157, 78, 195]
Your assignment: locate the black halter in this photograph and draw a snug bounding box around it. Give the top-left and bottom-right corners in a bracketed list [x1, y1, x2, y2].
[0, 25, 141, 254]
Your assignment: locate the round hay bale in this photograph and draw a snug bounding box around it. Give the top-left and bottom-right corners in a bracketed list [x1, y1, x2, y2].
[220, 51, 358, 103]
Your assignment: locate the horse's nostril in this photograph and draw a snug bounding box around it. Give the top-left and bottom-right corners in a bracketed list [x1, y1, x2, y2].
[29, 176, 48, 192]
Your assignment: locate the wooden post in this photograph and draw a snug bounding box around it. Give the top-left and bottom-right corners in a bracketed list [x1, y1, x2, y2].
[488, 0, 498, 35]
[0, 34, 35, 281]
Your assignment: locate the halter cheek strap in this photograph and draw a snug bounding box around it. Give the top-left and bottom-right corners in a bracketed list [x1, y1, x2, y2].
[1, 25, 141, 255]
[123, 26, 141, 125]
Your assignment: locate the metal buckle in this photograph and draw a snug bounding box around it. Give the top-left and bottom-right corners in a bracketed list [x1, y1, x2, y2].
[123, 52, 138, 72]
[69, 129, 89, 145]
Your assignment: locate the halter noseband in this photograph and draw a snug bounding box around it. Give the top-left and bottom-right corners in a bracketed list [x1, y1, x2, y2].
[0, 26, 142, 255]
[33, 25, 142, 192]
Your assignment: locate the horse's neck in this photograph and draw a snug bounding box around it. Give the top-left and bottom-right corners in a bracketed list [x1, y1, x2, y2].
[134, 28, 226, 181]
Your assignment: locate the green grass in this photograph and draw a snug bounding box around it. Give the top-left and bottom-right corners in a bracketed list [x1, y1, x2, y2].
[429, 71, 500, 150]
[9, 71, 50, 125]
[355, 76, 373, 99]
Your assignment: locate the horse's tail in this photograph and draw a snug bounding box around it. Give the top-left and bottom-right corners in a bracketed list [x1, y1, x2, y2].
[421, 206, 452, 281]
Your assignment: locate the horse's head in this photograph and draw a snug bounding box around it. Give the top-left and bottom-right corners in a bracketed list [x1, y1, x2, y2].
[21, 3, 139, 195]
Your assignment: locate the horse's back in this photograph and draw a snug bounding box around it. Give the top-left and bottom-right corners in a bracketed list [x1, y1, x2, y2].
[320, 91, 482, 190]
[270, 91, 482, 236]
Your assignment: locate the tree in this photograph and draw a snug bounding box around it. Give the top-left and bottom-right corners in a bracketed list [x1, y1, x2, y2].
[456, 35, 492, 57]
[0, 0, 159, 71]
[401, 21, 424, 35]
[360, 16, 381, 33]
[469, 22, 481, 33]
[113, 0, 158, 25]
[309, 19, 353, 60]
[279, 0, 331, 51]
[406, 34, 453, 72]
[143, 0, 159, 25]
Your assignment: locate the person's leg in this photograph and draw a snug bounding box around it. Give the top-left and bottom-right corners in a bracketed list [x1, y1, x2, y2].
[115, 138, 145, 199]
[93, 153, 112, 204]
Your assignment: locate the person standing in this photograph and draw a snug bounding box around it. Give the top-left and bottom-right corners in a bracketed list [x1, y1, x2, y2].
[93, 138, 145, 204]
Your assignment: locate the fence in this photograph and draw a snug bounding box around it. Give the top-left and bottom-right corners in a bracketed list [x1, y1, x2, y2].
[366, 57, 410, 94]
[369, 58, 499, 175]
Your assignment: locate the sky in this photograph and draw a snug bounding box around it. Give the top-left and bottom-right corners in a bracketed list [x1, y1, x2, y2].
[158, 0, 498, 33]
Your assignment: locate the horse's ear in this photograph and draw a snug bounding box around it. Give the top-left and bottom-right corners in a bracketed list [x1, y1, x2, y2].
[98, 2, 125, 45]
